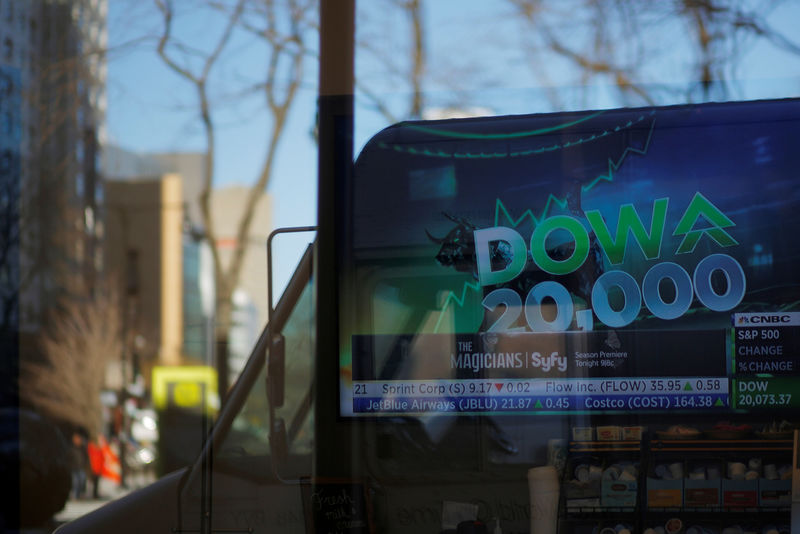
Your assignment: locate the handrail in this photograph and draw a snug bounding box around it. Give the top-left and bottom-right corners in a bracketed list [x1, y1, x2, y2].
[267, 226, 317, 325]
[176, 240, 316, 523]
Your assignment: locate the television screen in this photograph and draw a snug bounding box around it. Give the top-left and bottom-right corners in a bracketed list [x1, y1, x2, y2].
[338, 99, 800, 418]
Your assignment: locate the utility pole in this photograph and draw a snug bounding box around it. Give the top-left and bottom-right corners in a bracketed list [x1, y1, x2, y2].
[315, 0, 354, 478]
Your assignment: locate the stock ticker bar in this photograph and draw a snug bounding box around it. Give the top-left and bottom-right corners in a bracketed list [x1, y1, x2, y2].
[350, 330, 729, 415]
[351, 377, 729, 414]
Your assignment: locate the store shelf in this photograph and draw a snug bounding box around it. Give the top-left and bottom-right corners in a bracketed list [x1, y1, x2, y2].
[568, 440, 643, 453]
[562, 507, 637, 522]
[649, 439, 792, 452]
[565, 506, 636, 514]
[646, 506, 789, 514]
[559, 437, 793, 533]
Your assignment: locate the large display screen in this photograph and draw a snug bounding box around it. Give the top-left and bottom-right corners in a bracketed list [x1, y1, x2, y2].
[339, 99, 800, 417]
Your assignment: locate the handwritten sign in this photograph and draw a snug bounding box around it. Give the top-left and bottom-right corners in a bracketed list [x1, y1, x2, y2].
[301, 478, 372, 534]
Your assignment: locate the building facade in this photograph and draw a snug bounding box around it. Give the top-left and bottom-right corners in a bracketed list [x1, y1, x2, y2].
[1, 0, 107, 331]
[104, 174, 184, 382]
[102, 146, 272, 385]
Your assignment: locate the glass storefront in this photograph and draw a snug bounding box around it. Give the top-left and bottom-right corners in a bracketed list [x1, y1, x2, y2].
[327, 2, 800, 533]
[338, 98, 800, 533]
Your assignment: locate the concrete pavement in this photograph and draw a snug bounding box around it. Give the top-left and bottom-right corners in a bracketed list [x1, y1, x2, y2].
[51, 471, 155, 530]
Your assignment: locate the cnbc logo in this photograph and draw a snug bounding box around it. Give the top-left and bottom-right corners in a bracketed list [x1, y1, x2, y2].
[734, 313, 800, 326]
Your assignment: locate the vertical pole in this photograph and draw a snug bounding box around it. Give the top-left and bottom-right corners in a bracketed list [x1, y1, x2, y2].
[316, 0, 355, 478]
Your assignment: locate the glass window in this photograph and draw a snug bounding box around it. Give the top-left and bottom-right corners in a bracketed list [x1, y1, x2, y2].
[332, 3, 800, 533]
[217, 276, 314, 468]
[7, 2, 800, 532]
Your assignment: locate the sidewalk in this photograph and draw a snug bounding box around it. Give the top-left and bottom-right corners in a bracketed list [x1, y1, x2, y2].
[52, 471, 155, 529]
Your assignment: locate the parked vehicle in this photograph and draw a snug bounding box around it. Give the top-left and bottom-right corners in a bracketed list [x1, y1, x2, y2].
[0, 409, 71, 529]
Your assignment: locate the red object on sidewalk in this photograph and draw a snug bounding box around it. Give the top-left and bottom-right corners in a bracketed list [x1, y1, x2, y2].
[99, 437, 121, 484]
[87, 440, 103, 476]
[88, 436, 121, 484]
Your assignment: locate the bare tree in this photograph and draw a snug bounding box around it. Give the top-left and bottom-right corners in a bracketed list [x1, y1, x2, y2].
[20, 286, 122, 437]
[357, 0, 512, 124]
[152, 0, 316, 395]
[400, 0, 426, 119]
[353, 0, 429, 125]
[507, 0, 800, 107]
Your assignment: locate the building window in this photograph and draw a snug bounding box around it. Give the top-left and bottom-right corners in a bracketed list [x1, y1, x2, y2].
[95, 181, 104, 203]
[75, 171, 84, 197]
